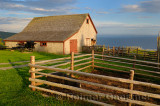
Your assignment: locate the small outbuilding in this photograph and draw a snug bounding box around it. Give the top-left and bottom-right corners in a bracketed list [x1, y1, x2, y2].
[4, 13, 97, 54]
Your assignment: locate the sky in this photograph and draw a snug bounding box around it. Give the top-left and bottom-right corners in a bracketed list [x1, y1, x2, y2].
[0, 0, 160, 36]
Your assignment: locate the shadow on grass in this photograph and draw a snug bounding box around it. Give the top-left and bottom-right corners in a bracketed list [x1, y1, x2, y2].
[7, 59, 93, 106]
[8, 59, 30, 88]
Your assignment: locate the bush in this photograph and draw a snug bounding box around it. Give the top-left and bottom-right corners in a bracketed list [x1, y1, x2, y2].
[0, 45, 7, 50]
[0, 38, 4, 46]
[0, 38, 7, 50]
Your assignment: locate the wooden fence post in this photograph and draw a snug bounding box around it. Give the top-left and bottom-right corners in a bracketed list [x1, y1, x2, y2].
[102, 45, 105, 59]
[113, 46, 115, 56]
[92, 49, 94, 70]
[157, 51, 159, 71]
[118, 47, 120, 56]
[128, 48, 130, 57]
[144, 52, 146, 60]
[30, 56, 35, 91]
[122, 47, 124, 56]
[108, 45, 110, 56]
[129, 70, 135, 106]
[71, 52, 74, 70]
[137, 48, 138, 57]
[70, 52, 74, 77]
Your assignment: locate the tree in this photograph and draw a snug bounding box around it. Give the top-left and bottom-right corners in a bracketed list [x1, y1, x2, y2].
[0, 38, 4, 46]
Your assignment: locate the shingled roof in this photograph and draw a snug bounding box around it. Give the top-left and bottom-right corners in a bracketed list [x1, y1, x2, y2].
[5, 13, 89, 42]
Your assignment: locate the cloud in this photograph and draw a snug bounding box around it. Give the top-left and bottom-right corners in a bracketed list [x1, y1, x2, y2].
[96, 11, 109, 14]
[0, 0, 78, 15]
[1, 0, 77, 9]
[0, 17, 31, 24]
[137, 16, 153, 19]
[5, 11, 43, 16]
[121, 0, 160, 13]
[0, 17, 32, 32]
[121, 5, 143, 12]
[95, 21, 160, 35]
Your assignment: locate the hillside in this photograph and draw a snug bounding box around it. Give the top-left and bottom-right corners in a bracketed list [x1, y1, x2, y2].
[0, 31, 16, 39]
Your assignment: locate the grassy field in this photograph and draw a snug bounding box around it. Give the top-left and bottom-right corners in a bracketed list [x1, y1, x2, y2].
[0, 50, 68, 63]
[0, 50, 86, 106]
[0, 50, 160, 105]
[0, 67, 77, 106]
[0, 50, 69, 68]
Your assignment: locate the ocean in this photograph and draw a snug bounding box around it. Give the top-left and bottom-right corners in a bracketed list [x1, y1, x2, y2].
[97, 35, 157, 50]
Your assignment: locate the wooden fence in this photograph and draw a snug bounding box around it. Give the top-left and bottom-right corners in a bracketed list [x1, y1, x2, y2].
[82, 46, 159, 62]
[95, 54, 160, 79]
[29, 52, 160, 106]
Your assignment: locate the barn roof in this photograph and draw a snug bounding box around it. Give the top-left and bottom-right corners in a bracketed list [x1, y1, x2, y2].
[5, 13, 93, 42]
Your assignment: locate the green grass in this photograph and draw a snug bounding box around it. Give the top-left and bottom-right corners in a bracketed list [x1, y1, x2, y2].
[0, 50, 159, 105]
[0, 67, 86, 106]
[0, 50, 68, 63]
[52, 54, 160, 85]
[94, 55, 160, 84]
[0, 50, 91, 106]
[0, 50, 69, 68]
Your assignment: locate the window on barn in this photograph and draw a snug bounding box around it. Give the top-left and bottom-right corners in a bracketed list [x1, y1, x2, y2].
[86, 19, 89, 24]
[18, 41, 24, 45]
[17, 41, 25, 46]
[40, 42, 47, 46]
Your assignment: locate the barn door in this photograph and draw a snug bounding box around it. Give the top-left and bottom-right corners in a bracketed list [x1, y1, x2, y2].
[70, 39, 77, 53]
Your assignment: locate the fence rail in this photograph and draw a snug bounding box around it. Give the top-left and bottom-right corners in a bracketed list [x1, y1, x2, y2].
[28, 51, 160, 106]
[94, 54, 160, 79]
[82, 46, 159, 62]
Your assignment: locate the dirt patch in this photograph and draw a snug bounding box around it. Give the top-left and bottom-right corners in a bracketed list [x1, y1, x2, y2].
[46, 69, 160, 105]
[78, 69, 160, 105]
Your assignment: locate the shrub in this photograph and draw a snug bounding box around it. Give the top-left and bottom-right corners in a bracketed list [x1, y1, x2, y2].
[0, 38, 4, 46]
